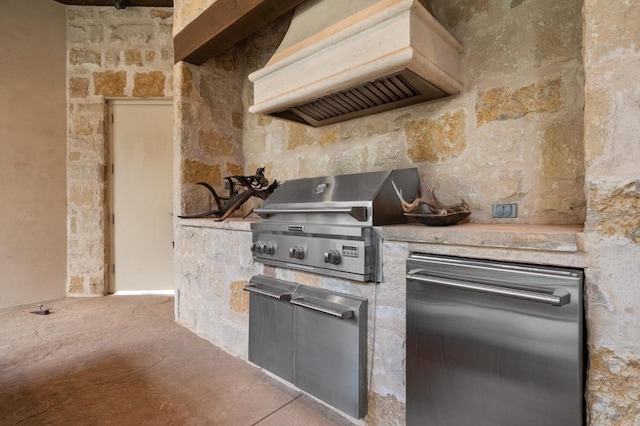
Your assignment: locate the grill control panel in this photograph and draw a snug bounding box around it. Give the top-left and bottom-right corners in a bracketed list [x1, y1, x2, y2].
[250, 234, 372, 279]
[252, 241, 360, 263]
[250, 224, 381, 282]
[342, 245, 359, 257]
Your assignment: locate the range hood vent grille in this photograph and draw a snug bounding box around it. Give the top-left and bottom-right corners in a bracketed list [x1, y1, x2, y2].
[298, 73, 418, 120]
[271, 70, 447, 126]
[249, 0, 462, 127]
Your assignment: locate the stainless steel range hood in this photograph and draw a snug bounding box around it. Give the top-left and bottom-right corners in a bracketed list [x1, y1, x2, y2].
[248, 0, 463, 127]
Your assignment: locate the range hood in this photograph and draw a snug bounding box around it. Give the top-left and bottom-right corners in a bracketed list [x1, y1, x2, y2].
[248, 0, 463, 127]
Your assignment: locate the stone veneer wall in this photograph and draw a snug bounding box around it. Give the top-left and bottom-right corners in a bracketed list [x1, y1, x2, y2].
[242, 0, 586, 225]
[66, 7, 174, 296]
[582, 0, 640, 423]
[175, 222, 254, 356]
[173, 0, 639, 424]
[174, 52, 246, 217]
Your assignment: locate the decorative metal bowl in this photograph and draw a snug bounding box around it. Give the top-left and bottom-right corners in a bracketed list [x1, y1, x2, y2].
[404, 211, 471, 226]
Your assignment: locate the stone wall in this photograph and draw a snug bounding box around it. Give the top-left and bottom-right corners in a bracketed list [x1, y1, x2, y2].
[582, 0, 640, 423]
[172, 0, 589, 423]
[175, 220, 587, 425]
[66, 7, 174, 296]
[174, 12, 287, 219]
[241, 0, 585, 225]
[174, 49, 245, 217]
[175, 221, 254, 356]
[174, 218, 415, 424]
[175, 0, 586, 225]
[173, 0, 638, 424]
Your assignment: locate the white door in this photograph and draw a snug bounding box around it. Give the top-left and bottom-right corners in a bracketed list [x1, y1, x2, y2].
[108, 100, 173, 292]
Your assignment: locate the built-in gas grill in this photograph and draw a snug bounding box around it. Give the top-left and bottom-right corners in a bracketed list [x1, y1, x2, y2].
[246, 168, 418, 418]
[250, 168, 419, 282]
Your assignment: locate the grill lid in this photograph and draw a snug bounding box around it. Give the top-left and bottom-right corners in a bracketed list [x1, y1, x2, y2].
[255, 168, 419, 226]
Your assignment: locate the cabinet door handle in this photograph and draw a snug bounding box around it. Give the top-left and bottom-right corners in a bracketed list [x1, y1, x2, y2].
[243, 285, 292, 301]
[406, 270, 570, 307]
[291, 298, 354, 319]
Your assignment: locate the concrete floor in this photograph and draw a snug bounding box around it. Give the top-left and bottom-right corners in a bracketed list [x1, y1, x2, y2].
[0, 295, 356, 425]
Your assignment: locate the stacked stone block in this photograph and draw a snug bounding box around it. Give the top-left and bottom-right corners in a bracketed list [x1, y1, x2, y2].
[66, 6, 174, 296]
[172, 0, 640, 424]
[174, 49, 245, 216]
[238, 0, 586, 225]
[172, 0, 588, 423]
[582, 0, 640, 423]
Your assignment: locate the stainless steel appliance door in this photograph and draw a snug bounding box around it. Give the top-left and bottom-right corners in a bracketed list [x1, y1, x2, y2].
[293, 287, 368, 419]
[245, 276, 298, 383]
[406, 254, 584, 426]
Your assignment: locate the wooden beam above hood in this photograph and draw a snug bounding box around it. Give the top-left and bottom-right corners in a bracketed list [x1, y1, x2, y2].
[174, 0, 304, 65]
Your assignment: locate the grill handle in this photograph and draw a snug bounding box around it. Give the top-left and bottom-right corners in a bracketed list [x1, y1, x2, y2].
[255, 206, 369, 222]
[290, 297, 354, 319]
[243, 284, 293, 301]
[406, 269, 570, 307]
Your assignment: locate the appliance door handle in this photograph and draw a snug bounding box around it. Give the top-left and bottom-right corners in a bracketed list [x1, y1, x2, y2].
[406, 270, 570, 307]
[255, 206, 369, 222]
[243, 285, 292, 301]
[290, 298, 354, 319]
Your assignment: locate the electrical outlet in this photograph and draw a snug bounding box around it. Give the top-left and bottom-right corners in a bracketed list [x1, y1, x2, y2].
[493, 203, 517, 218]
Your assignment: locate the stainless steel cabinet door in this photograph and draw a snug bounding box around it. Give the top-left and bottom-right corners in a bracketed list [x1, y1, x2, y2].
[406, 254, 584, 426]
[293, 287, 368, 419]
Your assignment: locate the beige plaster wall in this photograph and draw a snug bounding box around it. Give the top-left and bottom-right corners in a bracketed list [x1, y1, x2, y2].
[582, 0, 640, 423]
[0, 0, 67, 309]
[66, 7, 174, 296]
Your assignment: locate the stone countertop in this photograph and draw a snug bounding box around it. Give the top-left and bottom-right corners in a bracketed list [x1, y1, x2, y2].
[180, 219, 583, 251]
[383, 223, 584, 252]
[178, 217, 257, 231]
[178, 219, 586, 267]
[384, 222, 586, 268]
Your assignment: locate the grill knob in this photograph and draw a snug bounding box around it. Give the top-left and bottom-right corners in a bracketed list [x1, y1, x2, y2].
[264, 243, 275, 255]
[289, 246, 305, 259]
[324, 249, 341, 265]
[251, 242, 274, 255]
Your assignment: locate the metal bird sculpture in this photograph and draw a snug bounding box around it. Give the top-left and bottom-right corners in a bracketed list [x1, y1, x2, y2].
[178, 167, 278, 221]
